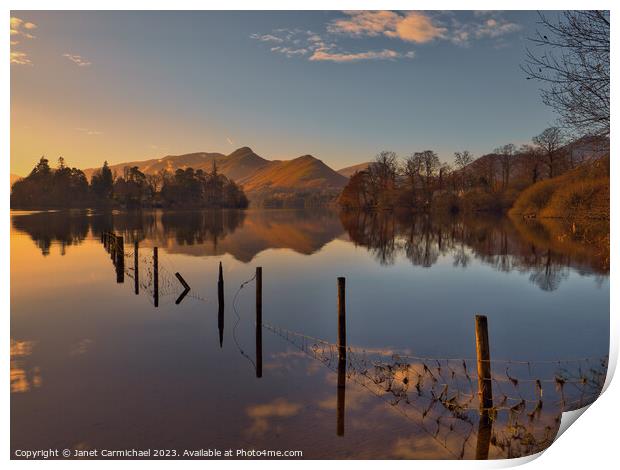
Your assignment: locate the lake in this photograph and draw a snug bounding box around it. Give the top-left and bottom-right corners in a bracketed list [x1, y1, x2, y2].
[10, 209, 609, 459]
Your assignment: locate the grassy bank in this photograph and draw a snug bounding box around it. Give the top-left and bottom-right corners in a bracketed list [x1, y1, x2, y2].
[509, 157, 609, 221]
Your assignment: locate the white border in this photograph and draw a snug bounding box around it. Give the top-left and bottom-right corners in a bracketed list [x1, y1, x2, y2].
[3, 1, 616, 468]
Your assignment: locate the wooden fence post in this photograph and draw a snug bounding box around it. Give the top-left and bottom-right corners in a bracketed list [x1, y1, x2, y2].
[337, 277, 346, 357]
[475, 314, 493, 411]
[134, 240, 139, 295]
[153, 247, 159, 307]
[256, 266, 263, 378]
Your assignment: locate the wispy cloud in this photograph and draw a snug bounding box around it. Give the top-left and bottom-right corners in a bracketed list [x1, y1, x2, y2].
[249, 33, 284, 43]
[10, 51, 32, 66]
[448, 13, 522, 46]
[75, 127, 102, 135]
[251, 11, 522, 62]
[310, 48, 414, 63]
[252, 28, 415, 63]
[63, 53, 92, 67]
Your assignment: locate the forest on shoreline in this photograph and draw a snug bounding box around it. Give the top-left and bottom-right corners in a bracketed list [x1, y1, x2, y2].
[338, 132, 609, 222]
[10, 158, 249, 210]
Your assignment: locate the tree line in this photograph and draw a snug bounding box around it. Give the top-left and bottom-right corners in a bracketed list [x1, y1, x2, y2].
[338, 127, 607, 213]
[11, 157, 249, 209]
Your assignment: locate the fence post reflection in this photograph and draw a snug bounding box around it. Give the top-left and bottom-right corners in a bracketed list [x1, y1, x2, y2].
[218, 261, 224, 348]
[153, 247, 159, 307]
[134, 240, 139, 295]
[337, 277, 346, 436]
[256, 266, 263, 378]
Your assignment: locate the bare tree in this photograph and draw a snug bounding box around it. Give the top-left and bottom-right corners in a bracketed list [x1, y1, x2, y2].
[533, 127, 565, 178]
[454, 150, 474, 191]
[522, 11, 610, 138]
[518, 144, 543, 184]
[403, 153, 423, 205]
[413, 150, 440, 204]
[494, 144, 516, 189]
[367, 151, 398, 208]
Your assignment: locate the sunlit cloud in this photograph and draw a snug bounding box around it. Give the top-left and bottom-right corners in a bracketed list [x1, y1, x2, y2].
[11, 17, 37, 39]
[328, 11, 446, 44]
[63, 53, 92, 67]
[10, 51, 32, 66]
[10, 16, 36, 65]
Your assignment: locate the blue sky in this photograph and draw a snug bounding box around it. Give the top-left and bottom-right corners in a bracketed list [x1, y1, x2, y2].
[10, 10, 558, 174]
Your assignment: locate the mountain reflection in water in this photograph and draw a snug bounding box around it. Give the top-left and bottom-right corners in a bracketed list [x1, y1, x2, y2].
[11, 209, 608, 291]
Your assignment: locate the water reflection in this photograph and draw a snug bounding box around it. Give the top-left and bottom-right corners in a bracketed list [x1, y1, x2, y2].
[340, 211, 608, 290]
[12, 209, 607, 291]
[10, 208, 608, 459]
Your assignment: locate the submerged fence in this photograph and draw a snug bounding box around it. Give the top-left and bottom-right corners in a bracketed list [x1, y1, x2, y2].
[99, 230, 608, 459]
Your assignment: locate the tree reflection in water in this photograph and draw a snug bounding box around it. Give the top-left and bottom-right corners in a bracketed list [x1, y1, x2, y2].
[11, 208, 608, 291]
[340, 210, 608, 291]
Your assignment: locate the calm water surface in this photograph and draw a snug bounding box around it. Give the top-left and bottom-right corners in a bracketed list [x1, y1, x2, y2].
[10, 209, 609, 459]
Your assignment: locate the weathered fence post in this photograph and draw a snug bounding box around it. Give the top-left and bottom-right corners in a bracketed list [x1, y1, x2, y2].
[115, 236, 124, 284]
[153, 247, 159, 307]
[218, 262, 225, 348]
[337, 277, 346, 357]
[475, 314, 493, 411]
[134, 240, 139, 295]
[475, 314, 493, 458]
[256, 266, 262, 378]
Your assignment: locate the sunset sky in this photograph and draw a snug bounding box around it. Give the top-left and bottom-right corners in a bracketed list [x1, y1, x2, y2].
[10, 10, 557, 176]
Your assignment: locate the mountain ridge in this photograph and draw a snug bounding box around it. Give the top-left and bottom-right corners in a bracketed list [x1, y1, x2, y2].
[82, 147, 349, 201]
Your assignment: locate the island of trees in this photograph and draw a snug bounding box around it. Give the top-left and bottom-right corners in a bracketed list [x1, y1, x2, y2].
[10, 158, 248, 209]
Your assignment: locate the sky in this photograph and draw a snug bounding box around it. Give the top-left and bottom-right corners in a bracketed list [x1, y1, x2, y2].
[10, 10, 559, 176]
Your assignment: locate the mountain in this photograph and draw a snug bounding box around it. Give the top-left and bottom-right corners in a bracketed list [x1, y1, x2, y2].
[337, 162, 373, 178]
[238, 154, 347, 192]
[83, 147, 348, 205]
[82, 147, 270, 182]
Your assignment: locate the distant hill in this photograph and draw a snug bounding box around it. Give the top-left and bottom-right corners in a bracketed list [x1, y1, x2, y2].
[238, 155, 347, 192]
[83, 147, 349, 205]
[83, 147, 269, 182]
[337, 162, 373, 178]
